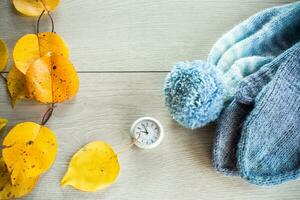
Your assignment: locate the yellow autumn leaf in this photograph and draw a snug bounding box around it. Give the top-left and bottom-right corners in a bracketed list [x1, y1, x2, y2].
[0, 118, 8, 131]
[7, 66, 31, 107]
[2, 122, 58, 184]
[26, 53, 79, 103]
[12, 0, 60, 17]
[61, 141, 120, 192]
[0, 38, 8, 72]
[13, 32, 69, 74]
[0, 157, 39, 200]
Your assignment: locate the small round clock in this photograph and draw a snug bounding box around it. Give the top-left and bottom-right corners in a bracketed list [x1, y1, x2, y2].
[130, 117, 164, 149]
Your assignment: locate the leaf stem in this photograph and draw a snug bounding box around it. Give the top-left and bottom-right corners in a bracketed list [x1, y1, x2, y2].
[36, 9, 55, 34]
[41, 103, 55, 126]
[36, 0, 56, 126]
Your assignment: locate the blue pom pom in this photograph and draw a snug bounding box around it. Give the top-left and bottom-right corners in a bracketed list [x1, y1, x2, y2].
[164, 60, 226, 129]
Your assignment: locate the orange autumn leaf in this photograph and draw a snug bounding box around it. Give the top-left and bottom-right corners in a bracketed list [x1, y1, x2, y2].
[13, 32, 69, 74]
[7, 66, 32, 107]
[2, 122, 58, 184]
[0, 157, 39, 200]
[0, 39, 9, 72]
[12, 0, 60, 17]
[26, 53, 79, 103]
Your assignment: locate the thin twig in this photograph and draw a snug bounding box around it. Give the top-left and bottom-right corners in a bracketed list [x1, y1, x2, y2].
[41, 103, 55, 126]
[47, 11, 55, 32]
[36, 9, 55, 34]
[36, 9, 45, 34]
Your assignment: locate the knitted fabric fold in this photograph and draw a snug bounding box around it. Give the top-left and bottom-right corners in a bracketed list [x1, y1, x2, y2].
[213, 1, 300, 98]
[208, 2, 298, 66]
[213, 42, 300, 176]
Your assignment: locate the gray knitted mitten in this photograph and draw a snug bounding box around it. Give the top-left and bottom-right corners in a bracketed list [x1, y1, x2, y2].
[213, 42, 300, 176]
[238, 46, 300, 185]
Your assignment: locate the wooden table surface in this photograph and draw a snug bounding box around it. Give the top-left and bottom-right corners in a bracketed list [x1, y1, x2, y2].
[1, 0, 300, 199]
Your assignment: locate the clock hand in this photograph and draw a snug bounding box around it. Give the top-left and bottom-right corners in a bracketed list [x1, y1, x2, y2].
[141, 124, 149, 134]
[140, 130, 149, 134]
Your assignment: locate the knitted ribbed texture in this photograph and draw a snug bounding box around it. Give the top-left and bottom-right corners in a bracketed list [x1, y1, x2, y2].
[213, 42, 300, 177]
[238, 48, 300, 185]
[213, 1, 300, 98]
[208, 2, 297, 66]
[163, 2, 300, 129]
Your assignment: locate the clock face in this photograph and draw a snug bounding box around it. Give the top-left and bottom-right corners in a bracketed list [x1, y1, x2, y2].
[131, 117, 163, 149]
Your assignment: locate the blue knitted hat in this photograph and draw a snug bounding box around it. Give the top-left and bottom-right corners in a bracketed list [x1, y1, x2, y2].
[164, 2, 300, 129]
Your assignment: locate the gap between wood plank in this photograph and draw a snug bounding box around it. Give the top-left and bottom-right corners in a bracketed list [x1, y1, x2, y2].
[2, 71, 170, 74]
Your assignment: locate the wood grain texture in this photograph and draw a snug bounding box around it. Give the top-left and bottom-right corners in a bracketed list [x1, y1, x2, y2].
[0, 0, 300, 199]
[0, 73, 297, 200]
[0, 0, 296, 72]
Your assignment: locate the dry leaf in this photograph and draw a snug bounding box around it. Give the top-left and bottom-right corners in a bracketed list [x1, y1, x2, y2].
[0, 157, 39, 199]
[0, 118, 8, 131]
[26, 53, 79, 103]
[7, 66, 31, 107]
[2, 122, 58, 184]
[61, 141, 120, 192]
[13, 32, 69, 74]
[0, 38, 8, 72]
[12, 0, 60, 16]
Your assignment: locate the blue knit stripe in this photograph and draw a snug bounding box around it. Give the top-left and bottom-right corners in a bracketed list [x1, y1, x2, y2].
[222, 56, 273, 99]
[216, 4, 300, 74]
[207, 2, 298, 66]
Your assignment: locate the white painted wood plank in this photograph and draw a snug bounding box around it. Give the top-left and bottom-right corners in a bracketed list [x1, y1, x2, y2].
[1, 0, 300, 199]
[0, 0, 295, 71]
[0, 73, 298, 199]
